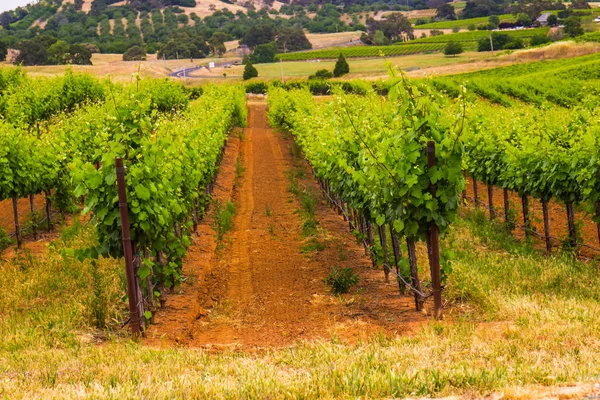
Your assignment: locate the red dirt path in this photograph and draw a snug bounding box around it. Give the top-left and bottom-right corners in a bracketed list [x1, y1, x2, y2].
[145, 101, 426, 349]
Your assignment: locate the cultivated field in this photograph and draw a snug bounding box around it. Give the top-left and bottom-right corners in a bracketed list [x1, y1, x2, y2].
[3, 38, 600, 400]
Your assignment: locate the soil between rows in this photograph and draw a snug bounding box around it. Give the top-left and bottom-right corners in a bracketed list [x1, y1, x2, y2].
[145, 100, 426, 349]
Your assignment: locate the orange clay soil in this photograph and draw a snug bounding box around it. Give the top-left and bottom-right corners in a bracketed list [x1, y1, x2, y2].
[145, 100, 427, 349]
[0, 195, 46, 235]
[463, 178, 600, 259]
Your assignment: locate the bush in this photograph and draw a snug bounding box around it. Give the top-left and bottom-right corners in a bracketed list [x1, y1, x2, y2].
[309, 69, 333, 80]
[430, 29, 445, 36]
[504, 37, 524, 50]
[444, 41, 463, 56]
[323, 266, 359, 295]
[467, 24, 476, 31]
[530, 34, 552, 46]
[452, 25, 460, 33]
[245, 81, 268, 94]
[243, 62, 258, 80]
[333, 53, 349, 77]
[123, 46, 146, 61]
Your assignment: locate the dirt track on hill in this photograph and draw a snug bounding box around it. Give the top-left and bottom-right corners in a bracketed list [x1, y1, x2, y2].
[146, 100, 425, 349]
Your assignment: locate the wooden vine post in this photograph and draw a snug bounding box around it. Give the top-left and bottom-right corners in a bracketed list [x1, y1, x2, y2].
[426, 141, 443, 320]
[488, 185, 495, 220]
[522, 194, 530, 237]
[566, 203, 577, 249]
[45, 191, 52, 232]
[503, 188, 510, 228]
[115, 157, 142, 338]
[542, 200, 551, 254]
[12, 197, 21, 248]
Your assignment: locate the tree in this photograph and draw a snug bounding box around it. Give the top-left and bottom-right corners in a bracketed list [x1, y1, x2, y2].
[564, 16, 584, 37]
[0, 41, 7, 62]
[443, 41, 463, 56]
[243, 62, 258, 80]
[123, 46, 147, 61]
[516, 12, 532, 26]
[436, 4, 457, 20]
[333, 53, 349, 77]
[47, 40, 71, 65]
[15, 36, 57, 66]
[489, 14, 500, 28]
[366, 13, 413, 43]
[69, 45, 93, 65]
[570, 0, 590, 9]
[547, 14, 558, 26]
[209, 32, 228, 56]
[249, 42, 277, 63]
[275, 27, 312, 52]
[242, 23, 276, 49]
[462, 0, 506, 19]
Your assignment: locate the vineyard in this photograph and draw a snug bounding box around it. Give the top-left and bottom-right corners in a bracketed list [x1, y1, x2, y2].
[2, 53, 600, 398]
[275, 43, 446, 61]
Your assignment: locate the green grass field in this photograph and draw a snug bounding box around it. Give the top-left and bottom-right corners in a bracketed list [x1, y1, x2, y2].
[2, 211, 600, 397]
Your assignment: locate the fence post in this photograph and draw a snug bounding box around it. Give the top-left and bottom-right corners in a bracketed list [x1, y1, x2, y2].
[115, 157, 141, 337]
[542, 200, 551, 254]
[522, 194, 530, 237]
[488, 185, 495, 220]
[426, 141, 442, 320]
[12, 197, 21, 249]
[566, 203, 577, 249]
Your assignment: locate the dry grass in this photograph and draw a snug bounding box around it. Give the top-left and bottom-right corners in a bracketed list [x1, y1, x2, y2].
[2, 205, 600, 397]
[503, 41, 600, 62]
[305, 32, 364, 49]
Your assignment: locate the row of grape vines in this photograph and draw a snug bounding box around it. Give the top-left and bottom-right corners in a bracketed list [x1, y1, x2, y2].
[463, 95, 600, 251]
[275, 43, 446, 61]
[267, 75, 467, 316]
[0, 68, 246, 331]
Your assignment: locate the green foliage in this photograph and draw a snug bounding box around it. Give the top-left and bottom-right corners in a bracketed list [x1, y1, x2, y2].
[443, 41, 463, 56]
[249, 42, 278, 64]
[213, 200, 236, 242]
[268, 70, 466, 242]
[308, 69, 333, 80]
[0, 226, 13, 253]
[323, 266, 359, 295]
[333, 53, 349, 77]
[243, 62, 259, 80]
[276, 43, 446, 61]
[123, 46, 147, 61]
[564, 16, 584, 37]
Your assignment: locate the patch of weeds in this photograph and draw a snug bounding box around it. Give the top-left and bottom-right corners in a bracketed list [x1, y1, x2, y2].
[323, 266, 359, 295]
[302, 218, 318, 237]
[301, 237, 326, 254]
[300, 189, 316, 218]
[24, 211, 43, 238]
[213, 200, 236, 242]
[286, 170, 300, 196]
[235, 129, 245, 141]
[0, 226, 14, 254]
[235, 154, 245, 182]
[268, 224, 275, 237]
[265, 204, 272, 217]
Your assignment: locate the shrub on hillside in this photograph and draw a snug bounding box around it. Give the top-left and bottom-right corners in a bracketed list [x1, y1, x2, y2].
[123, 46, 147, 61]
